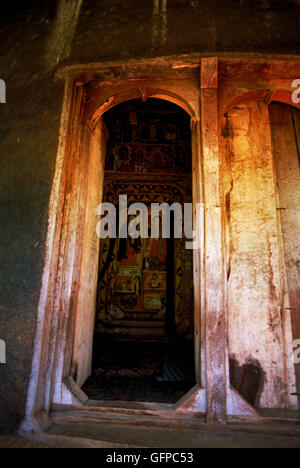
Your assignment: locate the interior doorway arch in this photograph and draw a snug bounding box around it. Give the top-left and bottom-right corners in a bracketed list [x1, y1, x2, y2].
[78, 97, 197, 404]
[21, 60, 265, 435]
[44, 76, 206, 412]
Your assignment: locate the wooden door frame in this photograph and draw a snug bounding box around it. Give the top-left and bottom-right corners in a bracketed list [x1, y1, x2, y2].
[20, 57, 285, 435]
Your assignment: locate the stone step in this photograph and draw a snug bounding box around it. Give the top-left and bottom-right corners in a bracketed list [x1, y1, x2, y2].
[47, 421, 300, 448]
[50, 404, 205, 429]
[23, 407, 300, 448]
[50, 404, 300, 431]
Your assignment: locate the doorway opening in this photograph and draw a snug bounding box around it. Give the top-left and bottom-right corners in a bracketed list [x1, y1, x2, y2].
[82, 98, 196, 403]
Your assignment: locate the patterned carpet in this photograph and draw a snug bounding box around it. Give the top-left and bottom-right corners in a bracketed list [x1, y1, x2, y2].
[83, 339, 196, 403]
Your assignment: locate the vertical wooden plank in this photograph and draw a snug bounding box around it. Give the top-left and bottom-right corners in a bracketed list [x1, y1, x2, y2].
[201, 58, 227, 423]
[49, 84, 86, 405]
[191, 119, 205, 386]
[72, 120, 106, 387]
[292, 106, 300, 168]
[270, 103, 300, 404]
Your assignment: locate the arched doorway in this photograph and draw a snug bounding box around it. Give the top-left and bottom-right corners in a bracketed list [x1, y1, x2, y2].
[20, 59, 300, 437]
[82, 98, 196, 403]
[21, 59, 274, 435]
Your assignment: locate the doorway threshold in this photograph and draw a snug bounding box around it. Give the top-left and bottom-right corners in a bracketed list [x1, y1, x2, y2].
[86, 399, 175, 411]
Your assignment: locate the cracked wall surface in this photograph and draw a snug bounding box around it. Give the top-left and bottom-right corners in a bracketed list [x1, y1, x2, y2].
[221, 102, 287, 408]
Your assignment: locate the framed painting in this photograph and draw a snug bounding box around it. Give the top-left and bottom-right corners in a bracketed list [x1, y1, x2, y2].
[116, 267, 141, 294]
[143, 271, 167, 291]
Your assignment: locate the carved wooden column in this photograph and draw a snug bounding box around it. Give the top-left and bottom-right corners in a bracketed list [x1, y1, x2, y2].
[201, 58, 227, 424]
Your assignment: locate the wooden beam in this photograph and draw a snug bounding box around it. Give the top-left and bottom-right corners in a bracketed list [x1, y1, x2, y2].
[201, 57, 218, 89]
[201, 58, 227, 424]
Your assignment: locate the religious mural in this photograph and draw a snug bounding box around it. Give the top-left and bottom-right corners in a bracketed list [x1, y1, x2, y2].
[96, 178, 194, 338]
[96, 101, 194, 338]
[104, 104, 192, 175]
[105, 143, 191, 174]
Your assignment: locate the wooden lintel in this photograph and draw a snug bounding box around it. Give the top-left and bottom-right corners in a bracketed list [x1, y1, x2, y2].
[201, 58, 218, 89]
[264, 89, 276, 106]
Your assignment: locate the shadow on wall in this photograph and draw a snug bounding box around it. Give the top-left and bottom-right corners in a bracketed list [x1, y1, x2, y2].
[230, 356, 265, 406]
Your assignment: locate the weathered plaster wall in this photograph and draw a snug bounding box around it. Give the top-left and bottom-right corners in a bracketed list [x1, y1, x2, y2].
[0, 4, 65, 433]
[1, 0, 300, 431]
[221, 101, 286, 408]
[70, 0, 300, 62]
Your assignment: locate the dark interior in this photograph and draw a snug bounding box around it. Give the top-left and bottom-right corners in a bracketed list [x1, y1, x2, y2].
[82, 98, 196, 403]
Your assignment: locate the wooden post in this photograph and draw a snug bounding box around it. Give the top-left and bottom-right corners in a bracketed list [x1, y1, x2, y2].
[201, 58, 227, 424]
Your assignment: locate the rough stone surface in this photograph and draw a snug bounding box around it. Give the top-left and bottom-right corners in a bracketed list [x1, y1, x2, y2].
[0, 2, 64, 433]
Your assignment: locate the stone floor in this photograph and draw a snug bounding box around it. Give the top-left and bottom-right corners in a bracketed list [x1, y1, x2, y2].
[0, 436, 52, 448]
[2, 402, 300, 448]
[3, 421, 300, 448]
[49, 422, 300, 448]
